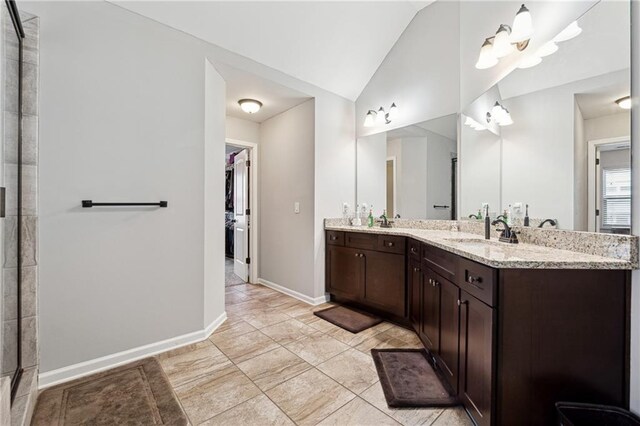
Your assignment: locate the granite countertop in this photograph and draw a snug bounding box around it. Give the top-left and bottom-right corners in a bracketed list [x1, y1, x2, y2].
[325, 224, 635, 270]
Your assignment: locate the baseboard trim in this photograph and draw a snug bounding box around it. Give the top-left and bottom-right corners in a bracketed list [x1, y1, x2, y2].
[38, 311, 227, 390]
[257, 278, 329, 305]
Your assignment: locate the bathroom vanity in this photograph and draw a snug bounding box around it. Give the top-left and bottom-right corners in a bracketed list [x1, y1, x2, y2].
[325, 225, 633, 426]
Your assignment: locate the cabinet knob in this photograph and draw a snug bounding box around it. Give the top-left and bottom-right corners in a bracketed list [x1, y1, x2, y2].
[330, 236, 337, 241]
[457, 299, 468, 307]
[411, 247, 417, 253]
[433, 281, 439, 287]
[467, 275, 482, 285]
[387, 242, 394, 247]
[414, 267, 420, 272]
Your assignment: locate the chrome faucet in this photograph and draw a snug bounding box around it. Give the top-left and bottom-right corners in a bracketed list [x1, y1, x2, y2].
[538, 219, 557, 228]
[379, 213, 391, 228]
[491, 219, 519, 244]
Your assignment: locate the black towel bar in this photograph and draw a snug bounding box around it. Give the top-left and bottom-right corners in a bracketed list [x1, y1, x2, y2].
[82, 200, 168, 208]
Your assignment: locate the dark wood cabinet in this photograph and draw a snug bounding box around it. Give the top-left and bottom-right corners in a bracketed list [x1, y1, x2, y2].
[362, 249, 405, 317]
[326, 245, 364, 300]
[420, 269, 440, 352]
[459, 291, 494, 426]
[408, 258, 422, 329]
[326, 231, 630, 426]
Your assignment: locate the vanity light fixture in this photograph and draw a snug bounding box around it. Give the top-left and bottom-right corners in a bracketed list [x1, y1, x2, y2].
[476, 38, 499, 69]
[517, 54, 542, 69]
[493, 24, 516, 58]
[510, 4, 534, 44]
[487, 101, 513, 126]
[537, 40, 558, 57]
[363, 103, 397, 127]
[464, 116, 487, 131]
[554, 21, 582, 43]
[238, 98, 262, 114]
[616, 96, 631, 110]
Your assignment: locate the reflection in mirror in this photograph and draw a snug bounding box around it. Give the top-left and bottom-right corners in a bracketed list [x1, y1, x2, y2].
[357, 114, 458, 220]
[460, 0, 630, 233]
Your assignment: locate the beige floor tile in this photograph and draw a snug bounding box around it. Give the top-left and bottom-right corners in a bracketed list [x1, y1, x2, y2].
[201, 394, 295, 426]
[174, 365, 261, 424]
[213, 330, 281, 363]
[326, 322, 390, 347]
[159, 342, 232, 387]
[317, 397, 400, 426]
[431, 407, 474, 426]
[293, 311, 324, 325]
[244, 309, 292, 329]
[237, 346, 312, 391]
[360, 381, 443, 425]
[156, 340, 212, 361]
[317, 348, 379, 394]
[266, 368, 355, 426]
[261, 319, 322, 345]
[281, 302, 316, 318]
[209, 320, 256, 344]
[354, 332, 416, 354]
[382, 325, 423, 346]
[285, 333, 350, 365]
[226, 290, 252, 305]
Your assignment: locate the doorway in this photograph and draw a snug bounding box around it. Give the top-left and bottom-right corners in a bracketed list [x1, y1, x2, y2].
[225, 139, 259, 285]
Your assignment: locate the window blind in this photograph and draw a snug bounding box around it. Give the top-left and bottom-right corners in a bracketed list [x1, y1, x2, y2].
[602, 167, 631, 228]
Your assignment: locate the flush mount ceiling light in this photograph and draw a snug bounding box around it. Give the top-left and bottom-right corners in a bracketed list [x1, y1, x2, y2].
[510, 4, 534, 44]
[238, 99, 262, 114]
[363, 103, 397, 127]
[616, 96, 631, 110]
[476, 38, 499, 69]
[554, 21, 582, 43]
[486, 101, 513, 126]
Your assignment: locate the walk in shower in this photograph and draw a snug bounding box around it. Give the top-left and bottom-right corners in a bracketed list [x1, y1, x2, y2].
[1, 0, 25, 400]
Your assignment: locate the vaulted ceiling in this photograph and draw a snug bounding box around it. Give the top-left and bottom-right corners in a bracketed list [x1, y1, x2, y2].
[111, 1, 430, 101]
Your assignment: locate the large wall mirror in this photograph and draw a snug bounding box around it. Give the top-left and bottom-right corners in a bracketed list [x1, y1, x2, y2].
[460, 0, 630, 233]
[357, 114, 458, 220]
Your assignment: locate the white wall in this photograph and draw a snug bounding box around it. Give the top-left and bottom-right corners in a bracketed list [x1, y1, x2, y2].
[397, 137, 427, 219]
[630, 0, 639, 413]
[584, 112, 631, 142]
[355, 1, 460, 138]
[356, 133, 386, 214]
[574, 101, 587, 231]
[259, 99, 315, 297]
[24, 1, 227, 375]
[226, 116, 260, 144]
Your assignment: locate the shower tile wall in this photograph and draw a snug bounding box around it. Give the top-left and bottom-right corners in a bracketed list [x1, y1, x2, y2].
[0, 11, 39, 426]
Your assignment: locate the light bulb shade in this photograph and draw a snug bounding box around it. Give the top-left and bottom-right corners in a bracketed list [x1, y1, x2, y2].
[510, 4, 534, 43]
[517, 54, 542, 69]
[388, 103, 398, 120]
[554, 21, 582, 43]
[498, 110, 513, 126]
[493, 25, 515, 58]
[464, 116, 475, 126]
[238, 99, 262, 114]
[537, 40, 558, 57]
[491, 102, 506, 121]
[475, 38, 499, 69]
[616, 96, 631, 110]
[376, 107, 386, 124]
[364, 110, 376, 127]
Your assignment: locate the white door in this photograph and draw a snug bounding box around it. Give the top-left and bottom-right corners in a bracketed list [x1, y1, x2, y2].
[233, 149, 250, 281]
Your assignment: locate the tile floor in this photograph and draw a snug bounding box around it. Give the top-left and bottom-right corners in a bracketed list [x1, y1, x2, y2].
[158, 283, 474, 426]
[225, 257, 246, 287]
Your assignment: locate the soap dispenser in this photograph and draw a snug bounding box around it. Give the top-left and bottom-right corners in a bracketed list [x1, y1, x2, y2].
[524, 204, 530, 227]
[484, 204, 491, 239]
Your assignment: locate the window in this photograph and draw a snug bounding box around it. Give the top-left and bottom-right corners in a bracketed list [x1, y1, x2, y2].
[602, 167, 631, 228]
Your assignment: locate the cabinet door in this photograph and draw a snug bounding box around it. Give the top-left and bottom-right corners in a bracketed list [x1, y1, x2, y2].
[439, 278, 460, 393]
[420, 269, 440, 352]
[362, 249, 406, 317]
[409, 259, 422, 329]
[326, 245, 364, 300]
[459, 291, 494, 426]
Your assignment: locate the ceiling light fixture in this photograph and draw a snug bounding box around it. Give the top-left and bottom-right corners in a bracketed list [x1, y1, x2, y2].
[616, 96, 631, 110]
[476, 38, 499, 69]
[554, 21, 582, 43]
[363, 103, 397, 127]
[510, 4, 534, 44]
[238, 99, 262, 114]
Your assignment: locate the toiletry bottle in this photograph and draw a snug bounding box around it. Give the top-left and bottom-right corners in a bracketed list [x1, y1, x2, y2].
[367, 209, 374, 227]
[524, 204, 530, 227]
[484, 204, 491, 239]
[477, 209, 483, 220]
[502, 209, 508, 223]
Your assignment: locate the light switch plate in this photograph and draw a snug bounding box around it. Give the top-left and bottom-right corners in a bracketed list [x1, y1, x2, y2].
[294, 202, 300, 214]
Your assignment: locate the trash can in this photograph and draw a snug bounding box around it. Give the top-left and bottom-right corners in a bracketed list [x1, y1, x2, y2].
[556, 402, 640, 426]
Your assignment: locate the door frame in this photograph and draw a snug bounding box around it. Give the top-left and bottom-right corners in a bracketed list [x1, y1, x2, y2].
[226, 138, 259, 284]
[587, 136, 630, 232]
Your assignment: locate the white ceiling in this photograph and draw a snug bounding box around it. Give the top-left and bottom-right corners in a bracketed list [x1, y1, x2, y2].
[386, 113, 456, 141]
[215, 62, 312, 123]
[575, 77, 630, 120]
[112, 1, 427, 100]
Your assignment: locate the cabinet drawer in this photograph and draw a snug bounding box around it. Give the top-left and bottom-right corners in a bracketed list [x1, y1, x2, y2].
[377, 235, 406, 254]
[458, 258, 496, 307]
[408, 239, 421, 261]
[326, 231, 344, 246]
[422, 244, 458, 282]
[345, 232, 378, 251]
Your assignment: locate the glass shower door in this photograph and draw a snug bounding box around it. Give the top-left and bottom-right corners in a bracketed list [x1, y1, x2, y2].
[1, 0, 24, 399]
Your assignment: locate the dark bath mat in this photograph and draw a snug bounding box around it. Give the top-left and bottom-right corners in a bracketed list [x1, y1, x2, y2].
[371, 348, 458, 408]
[32, 357, 188, 425]
[314, 305, 382, 333]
